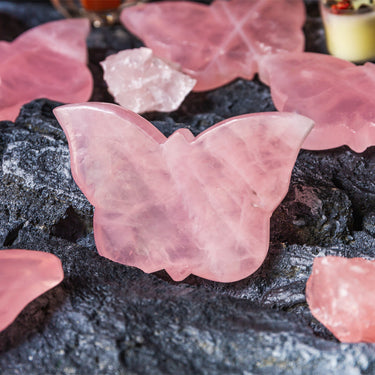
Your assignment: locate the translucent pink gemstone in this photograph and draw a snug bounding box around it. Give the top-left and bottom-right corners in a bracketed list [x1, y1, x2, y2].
[101, 47, 196, 113]
[121, 0, 305, 92]
[260, 52, 375, 152]
[306, 256, 375, 343]
[54, 103, 313, 282]
[0, 249, 64, 332]
[0, 19, 93, 122]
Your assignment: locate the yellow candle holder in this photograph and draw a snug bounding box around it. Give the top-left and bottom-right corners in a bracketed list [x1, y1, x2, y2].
[320, 0, 375, 62]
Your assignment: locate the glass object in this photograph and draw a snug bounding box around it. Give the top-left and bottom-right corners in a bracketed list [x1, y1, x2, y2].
[320, 0, 375, 62]
[50, 0, 147, 27]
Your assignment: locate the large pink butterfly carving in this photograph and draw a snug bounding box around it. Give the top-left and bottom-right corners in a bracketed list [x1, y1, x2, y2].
[54, 103, 313, 282]
[0, 19, 93, 122]
[260, 52, 375, 153]
[121, 0, 305, 92]
[0, 249, 64, 332]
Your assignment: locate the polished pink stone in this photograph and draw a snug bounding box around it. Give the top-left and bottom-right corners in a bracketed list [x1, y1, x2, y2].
[54, 103, 313, 282]
[0, 249, 64, 332]
[101, 47, 196, 113]
[306, 256, 375, 343]
[0, 19, 93, 122]
[260, 52, 375, 152]
[121, 0, 305, 92]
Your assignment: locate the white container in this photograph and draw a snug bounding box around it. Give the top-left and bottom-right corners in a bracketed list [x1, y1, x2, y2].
[320, 1, 375, 62]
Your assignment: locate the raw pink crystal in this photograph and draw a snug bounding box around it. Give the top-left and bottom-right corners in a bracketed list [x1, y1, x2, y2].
[0, 19, 93, 122]
[54, 103, 313, 282]
[0, 249, 64, 332]
[306, 256, 375, 343]
[121, 0, 305, 92]
[260, 52, 375, 152]
[101, 47, 196, 113]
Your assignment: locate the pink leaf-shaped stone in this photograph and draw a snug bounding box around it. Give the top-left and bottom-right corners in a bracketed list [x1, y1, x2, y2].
[121, 0, 305, 92]
[0, 19, 93, 122]
[260, 52, 375, 152]
[101, 47, 196, 113]
[306, 256, 375, 343]
[0, 249, 64, 332]
[54, 103, 313, 282]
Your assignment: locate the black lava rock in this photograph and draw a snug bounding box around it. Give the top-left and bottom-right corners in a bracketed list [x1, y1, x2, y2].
[0, 1, 375, 374]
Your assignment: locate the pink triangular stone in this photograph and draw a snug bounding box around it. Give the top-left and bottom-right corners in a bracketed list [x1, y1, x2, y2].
[0, 249, 64, 332]
[260, 52, 375, 152]
[121, 0, 305, 92]
[0, 19, 93, 122]
[306, 256, 375, 343]
[54, 103, 313, 282]
[101, 47, 196, 113]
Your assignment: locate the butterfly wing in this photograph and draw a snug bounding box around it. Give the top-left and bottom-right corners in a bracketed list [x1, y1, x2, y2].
[121, 0, 305, 92]
[0, 249, 63, 332]
[54, 103, 200, 279]
[260, 52, 375, 152]
[0, 19, 92, 122]
[13, 19, 90, 64]
[162, 112, 313, 281]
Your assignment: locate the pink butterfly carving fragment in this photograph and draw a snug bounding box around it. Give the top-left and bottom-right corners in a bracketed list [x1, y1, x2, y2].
[54, 103, 313, 282]
[306, 256, 375, 343]
[0, 19, 93, 122]
[121, 0, 305, 92]
[260, 52, 375, 152]
[0, 249, 64, 332]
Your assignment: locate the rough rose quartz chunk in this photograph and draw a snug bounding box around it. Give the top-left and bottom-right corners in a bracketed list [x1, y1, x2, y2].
[0, 249, 64, 332]
[0, 19, 93, 122]
[101, 47, 196, 113]
[121, 0, 305, 92]
[54, 103, 313, 282]
[306, 256, 375, 343]
[260, 52, 375, 152]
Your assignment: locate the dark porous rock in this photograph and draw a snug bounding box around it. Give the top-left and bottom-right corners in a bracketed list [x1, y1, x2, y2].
[271, 182, 353, 246]
[1, 1, 375, 374]
[1, 235, 375, 375]
[0, 99, 92, 247]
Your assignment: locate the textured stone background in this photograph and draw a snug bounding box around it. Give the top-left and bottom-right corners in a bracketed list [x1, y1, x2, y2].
[0, 1, 375, 374]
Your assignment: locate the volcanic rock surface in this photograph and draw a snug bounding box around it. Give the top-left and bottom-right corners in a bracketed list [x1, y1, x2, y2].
[0, 1, 374, 374]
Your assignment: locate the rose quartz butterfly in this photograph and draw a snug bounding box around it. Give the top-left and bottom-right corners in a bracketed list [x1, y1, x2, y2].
[0, 19, 93, 121]
[260, 52, 375, 152]
[121, 0, 305, 92]
[0, 249, 64, 332]
[54, 103, 313, 282]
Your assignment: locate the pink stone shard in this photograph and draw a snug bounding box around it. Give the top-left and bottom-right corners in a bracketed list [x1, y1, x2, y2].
[120, 0, 305, 92]
[54, 103, 313, 282]
[0, 19, 93, 122]
[101, 47, 196, 113]
[306, 256, 375, 343]
[260, 52, 375, 152]
[0, 249, 64, 332]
